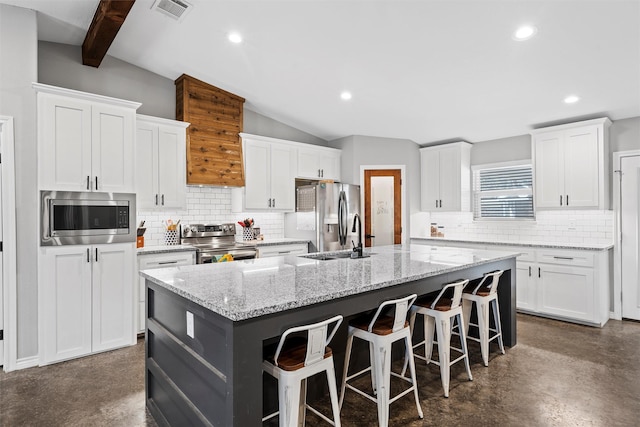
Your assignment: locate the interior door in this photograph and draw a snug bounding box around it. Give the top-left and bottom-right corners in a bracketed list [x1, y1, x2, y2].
[364, 169, 401, 247]
[621, 155, 640, 320]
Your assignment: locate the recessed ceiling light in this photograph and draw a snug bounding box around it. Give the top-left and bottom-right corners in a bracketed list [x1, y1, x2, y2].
[564, 95, 580, 104]
[228, 32, 243, 43]
[513, 25, 537, 41]
[340, 91, 352, 101]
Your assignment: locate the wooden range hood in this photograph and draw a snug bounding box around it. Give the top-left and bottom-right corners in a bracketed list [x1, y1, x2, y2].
[175, 74, 245, 187]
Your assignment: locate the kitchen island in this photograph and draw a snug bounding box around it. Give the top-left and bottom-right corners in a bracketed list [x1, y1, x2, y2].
[140, 244, 519, 426]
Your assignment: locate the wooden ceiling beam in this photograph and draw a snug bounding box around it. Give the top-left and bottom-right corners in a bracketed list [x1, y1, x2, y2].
[82, 0, 136, 67]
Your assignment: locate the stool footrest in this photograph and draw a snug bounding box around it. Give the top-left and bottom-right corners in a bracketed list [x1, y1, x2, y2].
[306, 404, 338, 426]
[345, 383, 378, 403]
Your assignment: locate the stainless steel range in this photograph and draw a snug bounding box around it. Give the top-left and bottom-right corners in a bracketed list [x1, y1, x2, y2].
[181, 223, 257, 264]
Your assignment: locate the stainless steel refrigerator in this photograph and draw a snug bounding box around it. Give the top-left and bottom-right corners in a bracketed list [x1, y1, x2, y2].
[284, 182, 361, 252]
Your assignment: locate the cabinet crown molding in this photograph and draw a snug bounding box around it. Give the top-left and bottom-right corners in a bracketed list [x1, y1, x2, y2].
[240, 132, 340, 153]
[137, 114, 190, 128]
[419, 141, 471, 151]
[529, 117, 611, 135]
[32, 82, 141, 110]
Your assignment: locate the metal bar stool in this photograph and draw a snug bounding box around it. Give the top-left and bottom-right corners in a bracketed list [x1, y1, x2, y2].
[402, 279, 473, 398]
[461, 270, 506, 366]
[339, 294, 423, 427]
[263, 315, 343, 427]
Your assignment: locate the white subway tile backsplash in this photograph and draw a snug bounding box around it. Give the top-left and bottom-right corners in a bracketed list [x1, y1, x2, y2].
[411, 209, 614, 246]
[136, 186, 286, 247]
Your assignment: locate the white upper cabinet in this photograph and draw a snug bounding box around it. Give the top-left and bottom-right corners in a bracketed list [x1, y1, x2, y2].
[531, 118, 611, 210]
[297, 145, 341, 181]
[239, 134, 295, 211]
[136, 115, 189, 209]
[35, 83, 140, 193]
[420, 142, 471, 212]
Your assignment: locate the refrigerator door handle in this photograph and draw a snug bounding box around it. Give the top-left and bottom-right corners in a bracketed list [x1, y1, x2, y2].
[338, 190, 348, 246]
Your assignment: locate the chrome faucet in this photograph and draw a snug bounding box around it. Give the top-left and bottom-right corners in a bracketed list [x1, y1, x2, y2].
[351, 214, 363, 258]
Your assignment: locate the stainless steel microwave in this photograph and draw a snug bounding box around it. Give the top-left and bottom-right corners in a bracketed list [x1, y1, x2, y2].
[40, 191, 136, 246]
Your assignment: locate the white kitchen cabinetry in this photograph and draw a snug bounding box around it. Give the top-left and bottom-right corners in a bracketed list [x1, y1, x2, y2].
[532, 118, 611, 209]
[257, 243, 308, 258]
[420, 142, 471, 212]
[297, 145, 341, 181]
[137, 250, 195, 333]
[411, 238, 610, 326]
[39, 243, 135, 365]
[136, 115, 189, 209]
[34, 83, 140, 193]
[232, 134, 296, 211]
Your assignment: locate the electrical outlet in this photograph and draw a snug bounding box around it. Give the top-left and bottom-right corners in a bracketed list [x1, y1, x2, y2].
[186, 311, 194, 338]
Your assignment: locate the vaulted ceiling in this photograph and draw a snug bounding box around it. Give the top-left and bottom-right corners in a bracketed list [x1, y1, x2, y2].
[5, 0, 640, 144]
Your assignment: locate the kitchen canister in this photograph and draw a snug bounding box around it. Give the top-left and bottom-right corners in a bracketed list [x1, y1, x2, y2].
[164, 229, 179, 245]
[242, 226, 254, 241]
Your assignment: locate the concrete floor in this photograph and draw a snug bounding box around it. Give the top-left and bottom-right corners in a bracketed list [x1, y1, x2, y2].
[1, 313, 639, 426]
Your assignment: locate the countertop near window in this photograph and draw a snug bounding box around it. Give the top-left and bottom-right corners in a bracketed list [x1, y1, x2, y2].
[411, 236, 613, 251]
[140, 244, 520, 321]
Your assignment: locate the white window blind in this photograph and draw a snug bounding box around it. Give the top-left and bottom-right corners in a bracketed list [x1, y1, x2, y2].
[473, 163, 534, 219]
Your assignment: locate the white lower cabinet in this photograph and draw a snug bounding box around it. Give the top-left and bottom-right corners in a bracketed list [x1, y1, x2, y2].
[410, 239, 610, 326]
[538, 264, 594, 322]
[39, 243, 135, 365]
[256, 243, 308, 258]
[137, 251, 196, 333]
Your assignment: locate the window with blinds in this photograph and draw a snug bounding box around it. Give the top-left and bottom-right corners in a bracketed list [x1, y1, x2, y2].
[473, 163, 534, 219]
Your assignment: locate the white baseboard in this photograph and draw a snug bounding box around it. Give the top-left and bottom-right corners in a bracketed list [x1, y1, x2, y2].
[15, 355, 39, 371]
[610, 311, 621, 321]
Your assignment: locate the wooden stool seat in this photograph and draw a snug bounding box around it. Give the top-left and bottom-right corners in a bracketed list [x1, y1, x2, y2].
[350, 314, 409, 335]
[265, 337, 332, 372]
[415, 295, 454, 311]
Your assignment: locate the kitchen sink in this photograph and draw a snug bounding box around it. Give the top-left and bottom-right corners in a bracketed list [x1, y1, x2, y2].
[301, 252, 373, 261]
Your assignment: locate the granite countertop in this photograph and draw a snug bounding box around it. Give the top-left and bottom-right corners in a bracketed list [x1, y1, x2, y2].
[410, 236, 613, 251]
[140, 244, 520, 322]
[137, 245, 197, 255]
[239, 238, 311, 247]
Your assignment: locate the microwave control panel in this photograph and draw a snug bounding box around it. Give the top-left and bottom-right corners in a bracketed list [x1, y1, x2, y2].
[118, 207, 130, 228]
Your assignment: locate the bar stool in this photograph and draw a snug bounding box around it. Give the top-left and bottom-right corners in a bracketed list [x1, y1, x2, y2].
[263, 315, 343, 427]
[339, 294, 423, 427]
[461, 270, 505, 367]
[403, 279, 473, 398]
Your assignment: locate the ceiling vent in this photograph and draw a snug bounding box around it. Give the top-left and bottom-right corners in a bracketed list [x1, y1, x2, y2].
[152, 0, 193, 22]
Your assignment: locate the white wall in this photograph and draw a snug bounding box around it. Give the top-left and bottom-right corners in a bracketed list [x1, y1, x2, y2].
[471, 134, 531, 165]
[0, 4, 38, 359]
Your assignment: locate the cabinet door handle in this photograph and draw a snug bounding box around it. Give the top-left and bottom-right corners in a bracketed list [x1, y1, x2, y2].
[318, 169, 321, 177]
[528, 266, 531, 277]
[86, 176, 90, 190]
[439, 200, 442, 208]
[87, 248, 90, 263]
[268, 198, 271, 208]
[538, 267, 541, 278]
[553, 256, 574, 260]
[560, 195, 563, 206]
[435, 200, 438, 208]
[95, 176, 98, 191]
[161, 194, 165, 206]
[272, 198, 276, 208]
[95, 248, 99, 262]
[321, 169, 324, 177]
[155, 194, 158, 205]
[566, 195, 569, 206]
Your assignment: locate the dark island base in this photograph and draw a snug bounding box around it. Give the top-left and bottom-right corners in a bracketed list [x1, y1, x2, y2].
[146, 258, 516, 426]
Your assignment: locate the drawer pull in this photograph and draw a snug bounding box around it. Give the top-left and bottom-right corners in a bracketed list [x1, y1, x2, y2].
[553, 256, 574, 260]
[528, 266, 531, 277]
[278, 251, 291, 254]
[158, 260, 179, 265]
